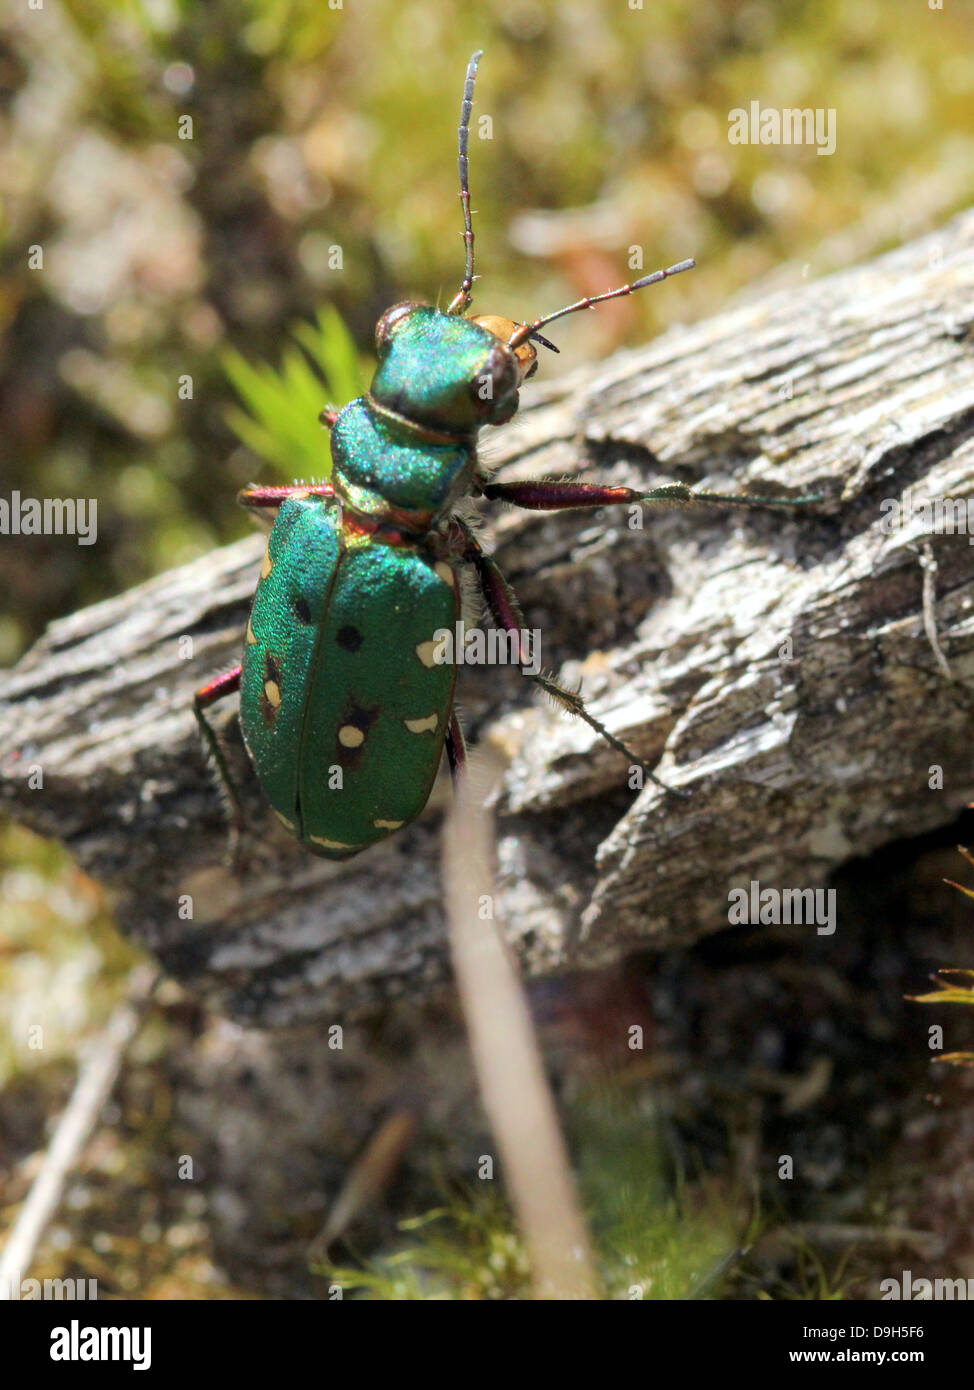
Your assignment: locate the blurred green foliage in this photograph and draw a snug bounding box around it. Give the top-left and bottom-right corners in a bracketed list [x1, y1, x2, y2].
[224, 304, 367, 475]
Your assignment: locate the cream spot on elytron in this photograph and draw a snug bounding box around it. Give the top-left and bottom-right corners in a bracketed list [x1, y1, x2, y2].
[260, 548, 273, 579]
[405, 714, 438, 734]
[415, 639, 438, 668]
[264, 680, 281, 708]
[373, 818, 404, 830]
[246, 619, 258, 645]
[310, 835, 356, 851]
[339, 725, 365, 748]
[434, 561, 454, 587]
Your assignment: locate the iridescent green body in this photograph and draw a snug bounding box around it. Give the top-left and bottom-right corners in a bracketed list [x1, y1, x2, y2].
[195, 51, 714, 861]
[238, 307, 515, 858]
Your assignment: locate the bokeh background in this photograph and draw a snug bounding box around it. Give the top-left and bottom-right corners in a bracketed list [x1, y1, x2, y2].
[4, 0, 974, 658]
[2, 0, 974, 1299]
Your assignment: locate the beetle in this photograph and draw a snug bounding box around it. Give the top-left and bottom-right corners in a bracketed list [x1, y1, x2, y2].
[195, 51, 803, 860]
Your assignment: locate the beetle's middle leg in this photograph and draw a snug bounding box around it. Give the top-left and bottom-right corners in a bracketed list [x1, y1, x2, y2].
[480, 478, 819, 513]
[450, 521, 684, 798]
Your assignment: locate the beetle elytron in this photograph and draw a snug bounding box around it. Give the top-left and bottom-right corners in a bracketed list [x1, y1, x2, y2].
[195, 51, 800, 859]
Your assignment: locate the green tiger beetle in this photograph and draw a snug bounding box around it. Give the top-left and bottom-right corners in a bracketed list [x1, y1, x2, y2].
[195, 50, 810, 860]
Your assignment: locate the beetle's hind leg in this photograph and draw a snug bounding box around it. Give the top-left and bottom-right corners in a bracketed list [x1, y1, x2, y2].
[451, 521, 685, 799]
[193, 666, 249, 861]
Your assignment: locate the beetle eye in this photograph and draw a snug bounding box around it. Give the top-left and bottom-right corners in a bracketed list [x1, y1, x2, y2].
[375, 302, 419, 353]
[470, 344, 518, 413]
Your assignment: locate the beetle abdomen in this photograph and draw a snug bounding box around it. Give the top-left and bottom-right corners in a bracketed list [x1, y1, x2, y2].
[240, 494, 459, 859]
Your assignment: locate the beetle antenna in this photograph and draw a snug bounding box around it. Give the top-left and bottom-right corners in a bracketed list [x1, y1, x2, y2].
[447, 50, 483, 316]
[507, 257, 695, 348]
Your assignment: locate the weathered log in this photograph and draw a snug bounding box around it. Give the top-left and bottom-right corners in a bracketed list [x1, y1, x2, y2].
[4, 210, 974, 1029]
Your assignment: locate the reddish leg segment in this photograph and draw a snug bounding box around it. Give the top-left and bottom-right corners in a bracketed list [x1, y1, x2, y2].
[239, 409, 337, 511]
[482, 479, 817, 513]
[196, 666, 242, 709]
[237, 483, 335, 513]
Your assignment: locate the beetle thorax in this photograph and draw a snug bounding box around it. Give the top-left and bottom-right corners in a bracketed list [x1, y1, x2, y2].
[328, 303, 534, 532]
[329, 394, 476, 533]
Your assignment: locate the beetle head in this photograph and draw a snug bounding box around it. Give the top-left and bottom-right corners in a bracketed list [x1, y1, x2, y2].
[370, 303, 528, 433]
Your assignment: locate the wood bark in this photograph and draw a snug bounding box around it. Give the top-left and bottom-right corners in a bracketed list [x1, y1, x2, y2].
[4, 210, 974, 1028]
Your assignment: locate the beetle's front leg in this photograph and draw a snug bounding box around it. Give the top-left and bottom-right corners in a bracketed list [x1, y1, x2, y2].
[237, 482, 336, 517]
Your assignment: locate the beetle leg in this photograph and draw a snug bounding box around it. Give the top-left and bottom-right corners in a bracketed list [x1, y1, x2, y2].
[445, 709, 467, 784]
[482, 478, 819, 512]
[193, 667, 247, 847]
[237, 483, 336, 516]
[452, 520, 685, 799]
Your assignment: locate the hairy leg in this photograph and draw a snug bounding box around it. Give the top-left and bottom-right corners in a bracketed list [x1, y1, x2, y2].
[237, 482, 335, 516]
[482, 478, 817, 513]
[450, 520, 683, 797]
